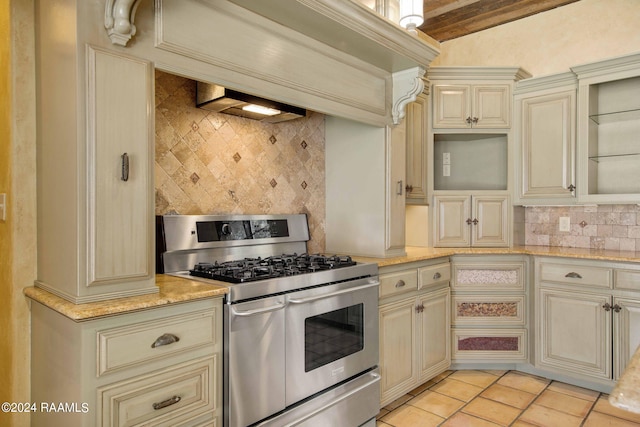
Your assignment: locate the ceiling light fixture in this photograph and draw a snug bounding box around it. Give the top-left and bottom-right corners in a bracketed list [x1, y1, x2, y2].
[399, 0, 424, 34]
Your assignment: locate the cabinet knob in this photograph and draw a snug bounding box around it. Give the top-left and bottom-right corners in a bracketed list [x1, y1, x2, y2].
[568, 184, 576, 192]
[466, 218, 473, 225]
[466, 117, 473, 124]
[472, 117, 479, 124]
[405, 184, 414, 193]
[433, 272, 441, 280]
[472, 218, 479, 225]
[416, 303, 424, 313]
[395, 280, 406, 288]
[603, 302, 612, 312]
[613, 304, 622, 313]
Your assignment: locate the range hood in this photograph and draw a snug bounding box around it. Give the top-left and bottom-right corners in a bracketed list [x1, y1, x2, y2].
[196, 82, 306, 123]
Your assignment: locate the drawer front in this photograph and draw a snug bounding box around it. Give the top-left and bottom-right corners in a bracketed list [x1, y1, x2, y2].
[615, 269, 640, 291]
[540, 262, 612, 288]
[453, 296, 525, 326]
[452, 328, 527, 361]
[97, 356, 216, 427]
[419, 263, 451, 290]
[97, 310, 216, 376]
[452, 262, 525, 291]
[380, 270, 418, 298]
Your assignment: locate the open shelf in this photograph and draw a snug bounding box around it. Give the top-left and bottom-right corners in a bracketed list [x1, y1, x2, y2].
[589, 108, 640, 124]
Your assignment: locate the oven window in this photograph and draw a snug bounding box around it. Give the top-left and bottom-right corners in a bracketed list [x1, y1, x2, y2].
[304, 304, 364, 372]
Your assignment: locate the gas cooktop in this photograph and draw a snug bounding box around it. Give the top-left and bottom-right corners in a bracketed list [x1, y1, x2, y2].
[189, 253, 357, 283]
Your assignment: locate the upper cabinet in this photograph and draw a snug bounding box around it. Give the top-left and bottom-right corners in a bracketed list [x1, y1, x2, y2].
[405, 88, 429, 204]
[432, 84, 511, 129]
[572, 53, 640, 204]
[513, 73, 577, 204]
[429, 67, 530, 130]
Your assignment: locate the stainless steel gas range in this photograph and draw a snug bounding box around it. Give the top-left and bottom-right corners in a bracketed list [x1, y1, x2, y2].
[157, 214, 380, 427]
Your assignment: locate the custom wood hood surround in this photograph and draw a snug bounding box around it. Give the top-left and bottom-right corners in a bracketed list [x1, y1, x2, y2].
[105, 0, 440, 126]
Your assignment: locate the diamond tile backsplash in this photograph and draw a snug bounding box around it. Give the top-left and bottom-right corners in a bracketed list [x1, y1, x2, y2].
[155, 71, 326, 253]
[524, 205, 640, 251]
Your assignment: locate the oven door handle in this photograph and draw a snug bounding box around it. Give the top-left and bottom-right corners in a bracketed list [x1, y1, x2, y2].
[288, 281, 379, 304]
[230, 300, 286, 317]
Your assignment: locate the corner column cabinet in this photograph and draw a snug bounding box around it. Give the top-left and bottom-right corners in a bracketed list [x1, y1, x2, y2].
[427, 67, 530, 247]
[31, 298, 223, 427]
[572, 52, 640, 204]
[405, 87, 429, 205]
[378, 259, 451, 406]
[450, 256, 529, 363]
[36, 0, 156, 303]
[535, 257, 640, 385]
[513, 73, 577, 204]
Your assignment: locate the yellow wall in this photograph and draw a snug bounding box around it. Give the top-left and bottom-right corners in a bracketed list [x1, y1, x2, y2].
[431, 0, 640, 76]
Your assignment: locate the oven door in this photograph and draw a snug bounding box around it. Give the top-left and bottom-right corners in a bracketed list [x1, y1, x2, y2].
[285, 277, 379, 406]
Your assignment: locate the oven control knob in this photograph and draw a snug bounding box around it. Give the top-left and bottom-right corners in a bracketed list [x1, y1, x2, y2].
[221, 223, 231, 235]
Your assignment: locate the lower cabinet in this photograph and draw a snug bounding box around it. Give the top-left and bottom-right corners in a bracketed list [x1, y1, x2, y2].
[379, 260, 451, 406]
[535, 257, 640, 384]
[31, 298, 223, 427]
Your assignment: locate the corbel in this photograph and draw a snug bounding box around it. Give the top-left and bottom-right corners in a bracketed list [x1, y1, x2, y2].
[391, 66, 426, 124]
[104, 0, 143, 46]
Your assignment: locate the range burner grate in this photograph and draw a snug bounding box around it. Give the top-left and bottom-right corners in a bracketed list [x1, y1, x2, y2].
[189, 253, 356, 283]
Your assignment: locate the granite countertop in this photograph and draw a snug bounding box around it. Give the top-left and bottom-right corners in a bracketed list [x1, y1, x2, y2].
[610, 345, 640, 414]
[353, 245, 640, 267]
[23, 274, 228, 321]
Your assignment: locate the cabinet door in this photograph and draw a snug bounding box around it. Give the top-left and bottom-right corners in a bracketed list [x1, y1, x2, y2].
[433, 195, 470, 247]
[379, 298, 417, 405]
[471, 195, 509, 247]
[473, 85, 510, 128]
[432, 85, 471, 128]
[88, 47, 154, 288]
[537, 288, 612, 379]
[518, 90, 575, 201]
[418, 288, 451, 382]
[387, 123, 406, 252]
[405, 92, 428, 204]
[614, 297, 640, 380]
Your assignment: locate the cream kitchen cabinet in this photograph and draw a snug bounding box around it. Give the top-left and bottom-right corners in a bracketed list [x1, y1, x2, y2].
[450, 256, 528, 363]
[573, 52, 640, 204]
[535, 257, 640, 386]
[513, 73, 577, 204]
[378, 260, 451, 406]
[36, 0, 156, 304]
[433, 194, 509, 247]
[405, 89, 429, 205]
[31, 297, 223, 427]
[432, 84, 511, 129]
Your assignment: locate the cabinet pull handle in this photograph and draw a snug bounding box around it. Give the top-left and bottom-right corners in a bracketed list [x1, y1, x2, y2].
[397, 180, 403, 195]
[433, 272, 441, 280]
[395, 280, 406, 288]
[603, 302, 612, 312]
[613, 304, 622, 313]
[151, 333, 180, 348]
[153, 395, 181, 410]
[121, 153, 129, 181]
[565, 272, 582, 279]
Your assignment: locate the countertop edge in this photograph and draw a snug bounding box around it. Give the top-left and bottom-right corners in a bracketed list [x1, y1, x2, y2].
[23, 274, 228, 321]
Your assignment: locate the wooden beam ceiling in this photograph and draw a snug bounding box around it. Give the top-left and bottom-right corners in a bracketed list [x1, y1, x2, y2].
[418, 0, 581, 42]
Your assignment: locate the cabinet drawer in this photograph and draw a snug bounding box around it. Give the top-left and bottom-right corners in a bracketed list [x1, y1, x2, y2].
[380, 270, 418, 298]
[453, 296, 525, 325]
[539, 262, 612, 288]
[452, 262, 524, 291]
[97, 310, 216, 376]
[452, 328, 527, 361]
[615, 269, 640, 291]
[97, 356, 216, 427]
[419, 263, 451, 290]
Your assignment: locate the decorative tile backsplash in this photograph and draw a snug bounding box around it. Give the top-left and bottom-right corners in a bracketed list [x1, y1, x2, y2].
[154, 71, 326, 253]
[525, 205, 640, 251]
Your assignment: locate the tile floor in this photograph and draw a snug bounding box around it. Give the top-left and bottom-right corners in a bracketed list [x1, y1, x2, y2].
[377, 370, 640, 427]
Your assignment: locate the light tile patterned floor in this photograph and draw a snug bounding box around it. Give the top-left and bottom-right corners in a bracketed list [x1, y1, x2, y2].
[377, 370, 640, 427]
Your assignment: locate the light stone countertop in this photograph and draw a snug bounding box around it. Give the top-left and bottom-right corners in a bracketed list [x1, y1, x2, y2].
[353, 245, 640, 267]
[23, 274, 228, 322]
[610, 345, 640, 414]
